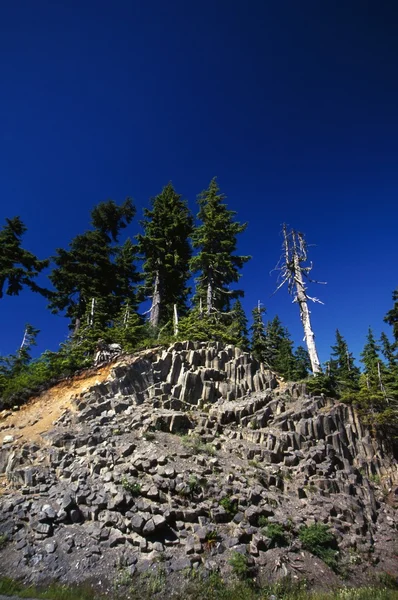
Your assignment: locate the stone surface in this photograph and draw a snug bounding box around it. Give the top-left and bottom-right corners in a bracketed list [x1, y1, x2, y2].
[0, 341, 396, 595]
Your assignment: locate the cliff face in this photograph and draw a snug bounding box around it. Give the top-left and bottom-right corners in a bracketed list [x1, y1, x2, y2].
[0, 342, 397, 594]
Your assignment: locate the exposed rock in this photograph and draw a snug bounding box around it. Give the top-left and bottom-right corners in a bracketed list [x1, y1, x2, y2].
[0, 341, 396, 594]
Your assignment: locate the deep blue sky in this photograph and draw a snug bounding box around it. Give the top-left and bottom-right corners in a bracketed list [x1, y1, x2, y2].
[1, 0, 397, 365]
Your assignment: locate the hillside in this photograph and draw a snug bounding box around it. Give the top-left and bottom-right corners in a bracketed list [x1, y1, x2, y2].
[0, 342, 397, 598]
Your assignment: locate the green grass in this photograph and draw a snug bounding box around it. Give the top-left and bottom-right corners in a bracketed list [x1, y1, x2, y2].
[1, 575, 398, 600]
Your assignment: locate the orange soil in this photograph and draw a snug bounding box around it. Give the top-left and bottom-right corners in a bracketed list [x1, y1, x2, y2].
[0, 363, 115, 446]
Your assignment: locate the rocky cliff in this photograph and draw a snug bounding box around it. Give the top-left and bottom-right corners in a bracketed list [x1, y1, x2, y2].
[0, 342, 397, 594]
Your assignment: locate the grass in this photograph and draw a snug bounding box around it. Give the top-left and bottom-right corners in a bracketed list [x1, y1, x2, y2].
[181, 435, 216, 455]
[1, 575, 398, 600]
[219, 496, 238, 516]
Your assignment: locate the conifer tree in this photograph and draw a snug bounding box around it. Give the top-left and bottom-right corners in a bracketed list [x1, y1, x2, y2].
[137, 183, 193, 329]
[49, 199, 137, 333]
[112, 300, 145, 352]
[292, 346, 312, 380]
[190, 178, 250, 315]
[0, 217, 49, 300]
[228, 300, 249, 351]
[380, 332, 396, 368]
[250, 303, 267, 363]
[384, 288, 398, 345]
[329, 329, 360, 394]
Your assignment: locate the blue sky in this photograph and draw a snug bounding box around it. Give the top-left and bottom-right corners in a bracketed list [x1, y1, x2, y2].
[1, 0, 397, 365]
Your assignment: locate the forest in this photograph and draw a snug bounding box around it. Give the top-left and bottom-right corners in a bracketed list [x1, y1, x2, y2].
[0, 178, 397, 439]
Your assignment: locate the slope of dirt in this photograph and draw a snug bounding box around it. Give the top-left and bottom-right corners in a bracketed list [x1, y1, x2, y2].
[0, 364, 115, 446]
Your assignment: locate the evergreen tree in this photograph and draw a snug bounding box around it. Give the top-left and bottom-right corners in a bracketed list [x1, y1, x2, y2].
[0, 217, 49, 299]
[250, 303, 267, 363]
[112, 300, 145, 352]
[137, 183, 193, 329]
[292, 346, 312, 380]
[384, 288, 398, 344]
[329, 329, 360, 394]
[380, 332, 397, 368]
[190, 178, 250, 315]
[49, 199, 137, 333]
[178, 309, 234, 344]
[228, 300, 249, 351]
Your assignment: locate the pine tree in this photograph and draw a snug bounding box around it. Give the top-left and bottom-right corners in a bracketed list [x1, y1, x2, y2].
[112, 300, 145, 352]
[292, 346, 312, 380]
[250, 303, 267, 363]
[384, 288, 398, 345]
[190, 178, 250, 315]
[228, 300, 249, 351]
[49, 199, 137, 333]
[329, 329, 360, 394]
[380, 332, 396, 368]
[0, 217, 49, 299]
[137, 183, 193, 329]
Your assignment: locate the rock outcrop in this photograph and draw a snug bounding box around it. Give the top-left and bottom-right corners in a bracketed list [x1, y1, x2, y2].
[0, 342, 396, 594]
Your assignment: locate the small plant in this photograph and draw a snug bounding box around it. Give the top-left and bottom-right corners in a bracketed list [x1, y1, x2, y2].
[228, 552, 250, 580]
[378, 571, 398, 589]
[369, 474, 381, 485]
[188, 474, 202, 496]
[203, 529, 218, 551]
[0, 534, 8, 549]
[299, 523, 338, 571]
[220, 496, 238, 516]
[262, 522, 288, 547]
[248, 459, 260, 468]
[257, 515, 268, 528]
[121, 476, 141, 496]
[143, 431, 156, 441]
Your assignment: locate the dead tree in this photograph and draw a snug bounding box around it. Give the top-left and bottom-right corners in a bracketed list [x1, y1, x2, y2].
[273, 225, 324, 374]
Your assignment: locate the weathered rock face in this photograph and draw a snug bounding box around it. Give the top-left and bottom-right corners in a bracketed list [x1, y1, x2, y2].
[0, 341, 396, 594]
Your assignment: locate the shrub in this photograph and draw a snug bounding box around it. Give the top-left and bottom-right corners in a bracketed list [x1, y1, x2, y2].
[220, 496, 238, 516]
[299, 523, 338, 571]
[229, 552, 250, 580]
[262, 522, 288, 547]
[121, 477, 141, 496]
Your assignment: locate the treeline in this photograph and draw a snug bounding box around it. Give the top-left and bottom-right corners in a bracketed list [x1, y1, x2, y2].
[0, 179, 397, 441]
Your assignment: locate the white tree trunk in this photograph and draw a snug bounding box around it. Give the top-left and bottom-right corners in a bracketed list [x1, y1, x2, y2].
[207, 273, 213, 316]
[150, 271, 161, 328]
[292, 248, 321, 374]
[173, 303, 179, 336]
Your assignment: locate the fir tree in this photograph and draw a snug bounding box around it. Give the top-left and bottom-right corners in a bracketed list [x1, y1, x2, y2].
[190, 178, 250, 315]
[384, 288, 398, 344]
[250, 303, 267, 363]
[380, 332, 396, 368]
[292, 346, 312, 380]
[112, 300, 145, 352]
[137, 183, 193, 329]
[329, 329, 360, 394]
[49, 199, 137, 333]
[0, 217, 49, 299]
[228, 300, 249, 351]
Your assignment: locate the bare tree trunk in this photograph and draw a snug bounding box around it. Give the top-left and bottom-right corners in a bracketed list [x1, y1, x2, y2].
[150, 271, 161, 328]
[199, 297, 203, 318]
[207, 270, 213, 316]
[88, 298, 95, 326]
[292, 241, 321, 374]
[20, 327, 28, 350]
[73, 317, 81, 335]
[173, 304, 179, 337]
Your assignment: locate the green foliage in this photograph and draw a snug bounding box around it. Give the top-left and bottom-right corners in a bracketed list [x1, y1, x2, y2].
[292, 345, 312, 380]
[190, 178, 251, 314]
[49, 198, 139, 331]
[0, 216, 49, 300]
[0, 577, 104, 600]
[299, 523, 338, 571]
[385, 288, 398, 344]
[220, 496, 238, 515]
[250, 303, 267, 363]
[329, 329, 360, 394]
[0, 534, 8, 548]
[262, 522, 288, 547]
[137, 182, 193, 326]
[229, 300, 250, 351]
[306, 372, 338, 398]
[121, 477, 141, 496]
[228, 552, 250, 580]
